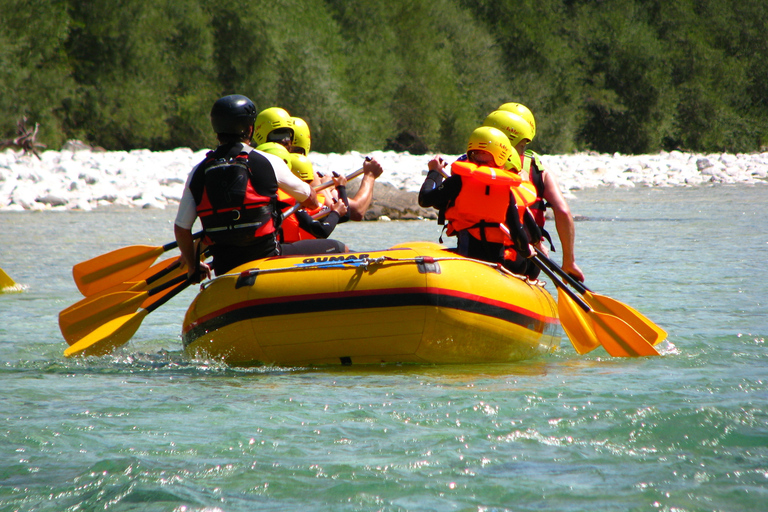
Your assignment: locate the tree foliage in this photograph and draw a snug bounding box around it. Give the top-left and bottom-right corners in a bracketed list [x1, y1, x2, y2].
[0, 0, 765, 154]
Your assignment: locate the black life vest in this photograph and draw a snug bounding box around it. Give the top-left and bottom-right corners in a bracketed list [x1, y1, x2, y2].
[190, 148, 279, 247]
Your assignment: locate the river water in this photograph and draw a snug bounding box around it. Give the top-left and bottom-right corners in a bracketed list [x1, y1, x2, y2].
[1, 185, 766, 512]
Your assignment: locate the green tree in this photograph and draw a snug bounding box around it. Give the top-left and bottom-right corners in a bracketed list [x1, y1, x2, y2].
[462, 0, 586, 153]
[63, 0, 218, 150]
[0, 0, 75, 149]
[570, 0, 674, 154]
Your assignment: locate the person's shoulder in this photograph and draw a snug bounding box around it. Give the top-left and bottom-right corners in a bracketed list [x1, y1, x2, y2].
[524, 150, 546, 172]
[248, 146, 286, 171]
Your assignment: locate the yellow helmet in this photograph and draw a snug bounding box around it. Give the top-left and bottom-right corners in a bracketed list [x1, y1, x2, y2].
[256, 142, 292, 170]
[289, 153, 314, 182]
[290, 117, 311, 155]
[498, 103, 536, 141]
[253, 107, 294, 146]
[483, 110, 534, 147]
[467, 126, 513, 168]
[503, 146, 522, 173]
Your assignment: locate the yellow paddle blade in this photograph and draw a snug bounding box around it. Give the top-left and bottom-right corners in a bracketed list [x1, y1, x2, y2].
[71, 257, 185, 305]
[73, 245, 165, 296]
[59, 291, 148, 345]
[1, 267, 23, 292]
[64, 310, 149, 357]
[583, 290, 667, 345]
[590, 311, 660, 357]
[557, 291, 600, 355]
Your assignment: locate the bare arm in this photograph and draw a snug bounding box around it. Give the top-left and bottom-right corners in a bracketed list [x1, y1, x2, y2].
[174, 223, 211, 282]
[348, 158, 383, 221]
[542, 170, 584, 281]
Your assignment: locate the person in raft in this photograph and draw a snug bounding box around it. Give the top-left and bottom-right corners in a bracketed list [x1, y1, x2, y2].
[175, 94, 339, 282]
[256, 142, 350, 246]
[418, 126, 542, 278]
[493, 102, 585, 282]
[253, 107, 384, 221]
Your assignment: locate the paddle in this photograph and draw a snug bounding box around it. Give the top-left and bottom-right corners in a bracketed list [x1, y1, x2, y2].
[282, 166, 365, 220]
[535, 251, 667, 346]
[532, 255, 659, 357]
[72, 231, 202, 296]
[1, 267, 19, 292]
[59, 273, 190, 345]
[64, 277, 193, 358]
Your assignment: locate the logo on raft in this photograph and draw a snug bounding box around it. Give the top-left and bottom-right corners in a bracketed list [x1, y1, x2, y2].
[300, 254, 370, 265]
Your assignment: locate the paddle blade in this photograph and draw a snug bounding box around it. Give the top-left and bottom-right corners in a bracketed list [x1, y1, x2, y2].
[64, 310, 148, 358]
[557, 291, 601, 354]
[591, 311, 660, 357]
[59, 291, 148, 345]
[583, 291, 667, 345]
[73, 245, 165, 296]
[1, 267, 24, 293]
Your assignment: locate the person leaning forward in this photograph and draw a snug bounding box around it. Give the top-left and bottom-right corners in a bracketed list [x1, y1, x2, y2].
[174, 94, 320, 281]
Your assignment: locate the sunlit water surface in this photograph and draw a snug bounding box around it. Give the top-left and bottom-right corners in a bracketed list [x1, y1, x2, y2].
[1, 185, 766, 512]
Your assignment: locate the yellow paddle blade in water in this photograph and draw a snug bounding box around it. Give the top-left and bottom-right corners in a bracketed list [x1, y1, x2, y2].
[590, 311, 660, 357]
[1, 267, 23, 292]
[557, 291, 600, 354]
[73, 245, 166, 296]
[583, 290, 667, 345]
[59, 290, 148, 345]
[64, 310, 149, 357]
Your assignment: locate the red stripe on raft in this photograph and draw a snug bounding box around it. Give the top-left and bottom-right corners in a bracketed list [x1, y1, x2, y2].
[183, 286, 557, 334]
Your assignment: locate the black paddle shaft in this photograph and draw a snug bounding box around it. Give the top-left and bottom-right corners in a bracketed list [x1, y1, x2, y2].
[533, 256, 591, 313]
[535, 251, 590, 294]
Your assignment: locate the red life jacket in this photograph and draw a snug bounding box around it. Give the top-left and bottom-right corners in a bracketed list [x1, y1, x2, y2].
[278, 190, 330, 242]
[445, 161, 537, 244]
[191, 150, 278, 247]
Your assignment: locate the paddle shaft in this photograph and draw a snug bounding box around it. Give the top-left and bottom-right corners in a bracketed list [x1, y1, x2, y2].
[145, 277, 192, 313]
[533, 256, 590, 312]
[282, 166, 365, 219]
[536, 250, 590, 294]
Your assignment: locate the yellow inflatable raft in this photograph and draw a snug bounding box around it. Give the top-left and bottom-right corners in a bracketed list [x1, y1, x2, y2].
[182, 242, 560, 365]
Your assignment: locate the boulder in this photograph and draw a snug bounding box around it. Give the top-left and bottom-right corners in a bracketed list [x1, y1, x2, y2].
[346, 180, 437, 220]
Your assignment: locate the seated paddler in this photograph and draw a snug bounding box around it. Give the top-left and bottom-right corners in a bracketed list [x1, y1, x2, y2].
[256, 142, 349, 253]
[418, 126, 541, 278]
[174, 94, 320, 281]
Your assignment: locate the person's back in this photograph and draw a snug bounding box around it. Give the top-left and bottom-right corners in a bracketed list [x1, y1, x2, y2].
[419, 126, 539, 276]
[174, 95, 318, 281]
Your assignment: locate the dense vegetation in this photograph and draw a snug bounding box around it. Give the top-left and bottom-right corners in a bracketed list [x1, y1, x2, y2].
[2, 0, 766, 155]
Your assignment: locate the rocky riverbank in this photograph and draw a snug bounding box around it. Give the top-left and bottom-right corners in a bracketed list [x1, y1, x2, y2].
[1, 143, 766, 217]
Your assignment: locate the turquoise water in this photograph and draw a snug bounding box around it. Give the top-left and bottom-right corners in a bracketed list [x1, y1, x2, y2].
[1, 185, 767, 511]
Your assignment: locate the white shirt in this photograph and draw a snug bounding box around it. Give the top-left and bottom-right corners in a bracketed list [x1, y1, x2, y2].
[175, 145, 312, 230]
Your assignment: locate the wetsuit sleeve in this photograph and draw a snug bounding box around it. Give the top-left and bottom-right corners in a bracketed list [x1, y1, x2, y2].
[336, 185, 351, 223]
[174, 166, 199, 230]
[522, 207, 542, 243]
[419, 173, 461, 209]
[296, 209, 341, 239]
[505, 196, 532, 258]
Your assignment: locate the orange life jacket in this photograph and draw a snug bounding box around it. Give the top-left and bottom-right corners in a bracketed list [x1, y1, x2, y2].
[278, 189, 330, 242]
[445, 161, 537, 244]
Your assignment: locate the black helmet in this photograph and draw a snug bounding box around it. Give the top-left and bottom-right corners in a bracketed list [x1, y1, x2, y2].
[210, 94, 257, 135]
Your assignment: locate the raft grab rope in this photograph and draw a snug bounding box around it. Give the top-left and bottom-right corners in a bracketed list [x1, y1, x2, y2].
[197, 255, 541, 291]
